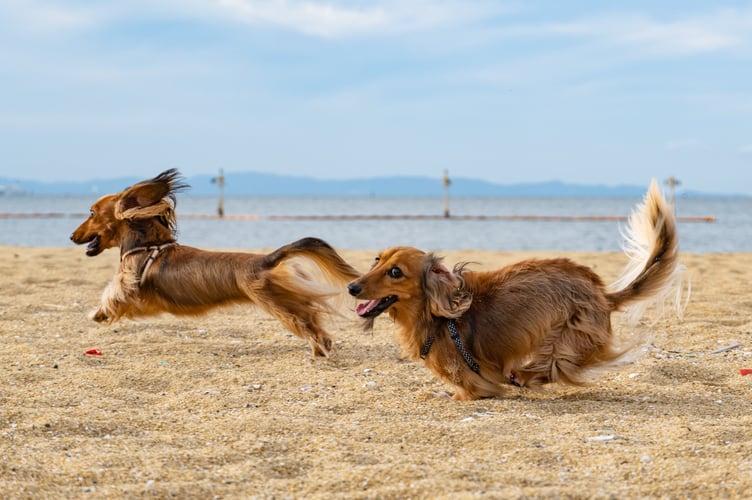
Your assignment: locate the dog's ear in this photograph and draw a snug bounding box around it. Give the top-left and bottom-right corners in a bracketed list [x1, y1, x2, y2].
[424, 254, 472, 318]
[115, 169, 187, 220]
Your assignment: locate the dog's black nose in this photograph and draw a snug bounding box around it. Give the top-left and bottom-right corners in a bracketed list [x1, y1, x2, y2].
[347, 283, 362, 297]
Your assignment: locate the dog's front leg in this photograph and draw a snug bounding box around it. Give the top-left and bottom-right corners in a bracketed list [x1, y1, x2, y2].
[91, 293, 118, 322]
[91, 308, 109, 322]
[91, 273, 139, 324]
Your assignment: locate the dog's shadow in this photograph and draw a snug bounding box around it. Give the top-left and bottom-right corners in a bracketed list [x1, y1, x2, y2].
[513, 371, 734, 421]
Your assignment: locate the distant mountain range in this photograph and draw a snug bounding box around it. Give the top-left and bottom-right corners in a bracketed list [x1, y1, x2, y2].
[0, 171, 735, 197]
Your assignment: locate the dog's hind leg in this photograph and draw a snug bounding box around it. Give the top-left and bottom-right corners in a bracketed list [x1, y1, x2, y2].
[507, 324, 563, 388]
[267, 307, 333, 357]
[244, 275, 335, 357]
[242, 260, 345, 356]
[512, 314, 621, 388]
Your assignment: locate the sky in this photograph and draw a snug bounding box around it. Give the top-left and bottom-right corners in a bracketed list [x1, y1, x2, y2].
[1, 1, 751, 195]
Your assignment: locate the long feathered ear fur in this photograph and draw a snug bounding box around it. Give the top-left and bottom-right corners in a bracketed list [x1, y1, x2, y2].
[114, 169, 189, 229]
[423, 254, 472, 318]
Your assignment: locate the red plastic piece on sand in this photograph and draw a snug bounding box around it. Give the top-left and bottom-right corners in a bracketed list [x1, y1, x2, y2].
[85, 349, 103, 356]
[740, 368, 752, 376]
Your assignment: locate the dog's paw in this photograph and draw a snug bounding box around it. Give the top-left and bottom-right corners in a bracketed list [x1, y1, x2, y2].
[506, 372, 523, 387]
[431, 391, 453, 400]
[451, 389, 480, 401]
[91, 309, 109, 323]
[310, 337, 334, 357]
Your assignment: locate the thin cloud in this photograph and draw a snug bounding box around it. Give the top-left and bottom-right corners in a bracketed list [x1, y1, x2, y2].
[215, 0, 386, 37]
[610, 14, 744, 56]
[665, 140, 698, 151]
[0, 0, 102, 34]
[501, 8, 752, 57]
[214, 0, 501, 38]
[1, 0, 505, 39]
[4, 1, 752, 53]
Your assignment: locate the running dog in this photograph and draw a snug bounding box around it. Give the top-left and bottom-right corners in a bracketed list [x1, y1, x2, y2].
[71, 169, 359, 356]
[348, 181, 688, 399]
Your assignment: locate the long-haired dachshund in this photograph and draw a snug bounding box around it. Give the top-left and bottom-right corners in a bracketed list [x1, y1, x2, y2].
[348, 181, 689, 399]
[71, 168, 359, 357]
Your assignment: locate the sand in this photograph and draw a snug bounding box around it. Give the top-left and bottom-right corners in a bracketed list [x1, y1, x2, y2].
[1, 245, 750, 498]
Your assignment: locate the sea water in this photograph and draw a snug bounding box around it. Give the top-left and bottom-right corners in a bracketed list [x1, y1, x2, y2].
[0, 194, 749, 253]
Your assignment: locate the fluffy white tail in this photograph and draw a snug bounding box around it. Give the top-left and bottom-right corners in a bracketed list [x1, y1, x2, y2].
[607, 180, 690, 323]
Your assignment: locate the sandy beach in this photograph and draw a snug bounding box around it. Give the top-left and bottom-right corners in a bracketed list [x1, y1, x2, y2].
[1, 245, 750, 498]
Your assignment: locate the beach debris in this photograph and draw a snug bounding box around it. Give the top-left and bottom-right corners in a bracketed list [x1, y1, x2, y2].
[300, 384, 312, 391]
[740, 368, 752, 376]
[650, 344, 694, 359]
[42, 303, 66, 310]
[587, 434, 617, 442]
[473, 412, 496, 418]
[363, 381, 377, 388]
[84, 349, 102, 356]
[711, 343, 741, 354]
[460, 412, 496, 422]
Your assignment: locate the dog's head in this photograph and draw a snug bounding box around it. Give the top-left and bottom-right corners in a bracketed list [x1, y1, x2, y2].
[70, 168, 188, 256]
[347, 246, 472, 325]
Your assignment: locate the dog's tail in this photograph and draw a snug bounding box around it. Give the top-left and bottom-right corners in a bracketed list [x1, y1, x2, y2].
[264, 237, 360, 287]
[606, 180, 689, 323]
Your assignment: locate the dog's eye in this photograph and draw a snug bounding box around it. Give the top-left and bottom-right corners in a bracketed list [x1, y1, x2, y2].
[387, 266, 403, 279]
[89, 210, 95, 216]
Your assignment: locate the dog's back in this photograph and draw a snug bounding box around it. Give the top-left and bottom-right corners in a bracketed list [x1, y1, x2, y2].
[461, 257, 611, 362]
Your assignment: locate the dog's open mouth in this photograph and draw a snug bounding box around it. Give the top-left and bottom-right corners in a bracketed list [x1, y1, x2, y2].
[84, 235, 101, 256]
[356, 296, 398, 318]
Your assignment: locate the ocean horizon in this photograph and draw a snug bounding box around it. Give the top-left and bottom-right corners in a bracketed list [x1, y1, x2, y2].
[0, 194, 748, 253]
[2, 172, 748, 198]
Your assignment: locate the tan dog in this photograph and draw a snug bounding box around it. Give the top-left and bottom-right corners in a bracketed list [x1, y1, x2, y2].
[348, 181, 688, 399]
[71, 168, 359, 357]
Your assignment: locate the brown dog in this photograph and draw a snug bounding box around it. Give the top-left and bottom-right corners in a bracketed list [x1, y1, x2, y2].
[348, 181, 688, 399]
[71, 169, 359, 357]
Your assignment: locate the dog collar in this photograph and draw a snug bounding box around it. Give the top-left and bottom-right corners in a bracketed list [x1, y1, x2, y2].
[420, 319, 480, 374]
[120, 242, 177, 285]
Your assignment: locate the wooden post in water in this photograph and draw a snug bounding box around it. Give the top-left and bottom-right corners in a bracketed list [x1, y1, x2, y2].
[211, 169, 225, 217]
[664, 176, 680, 213]
[443, 169, 451, 218]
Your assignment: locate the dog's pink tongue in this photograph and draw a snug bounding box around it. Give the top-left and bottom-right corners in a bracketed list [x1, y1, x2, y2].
[356, 300, 380, 317]
[86, 235, 99, 251]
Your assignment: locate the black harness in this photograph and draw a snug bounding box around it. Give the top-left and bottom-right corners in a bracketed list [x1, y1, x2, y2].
[420, 319, 480, 373]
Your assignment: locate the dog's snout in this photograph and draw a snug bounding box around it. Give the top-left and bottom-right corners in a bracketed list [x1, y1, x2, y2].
[347, 282, 362, 297]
